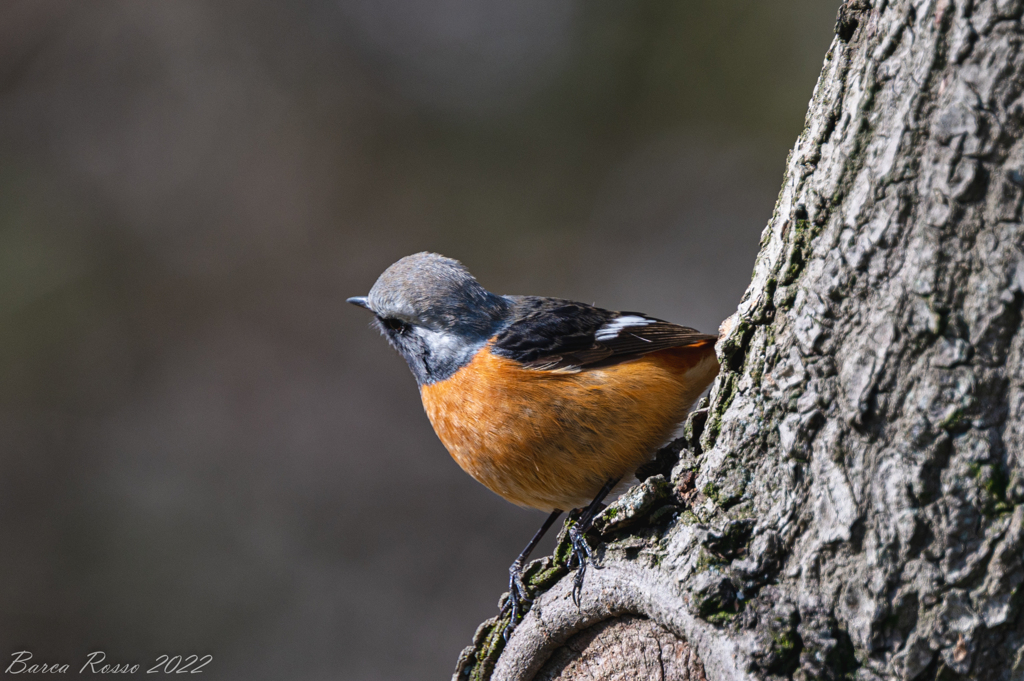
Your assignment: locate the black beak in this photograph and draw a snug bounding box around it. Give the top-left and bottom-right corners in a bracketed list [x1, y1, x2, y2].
[347, 296, 371, 310]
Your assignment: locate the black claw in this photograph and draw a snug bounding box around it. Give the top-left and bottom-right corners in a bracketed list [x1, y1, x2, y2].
[563, 478, 620, 606]
[572, 564, 586, 606]
[566, 524, 592, 566]
[499, 509, 564, 640]
[567, 523, 598, 606]
[500, 563, 533, 640]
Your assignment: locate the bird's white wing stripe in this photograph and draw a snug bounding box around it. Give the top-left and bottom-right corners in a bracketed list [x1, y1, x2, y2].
[594, 315, 653, 341]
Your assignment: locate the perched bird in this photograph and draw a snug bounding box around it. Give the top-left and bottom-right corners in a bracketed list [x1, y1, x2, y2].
[349, 252, 720, 633]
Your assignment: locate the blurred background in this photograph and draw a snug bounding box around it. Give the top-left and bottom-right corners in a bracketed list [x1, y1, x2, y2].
[0, 1, 835, 679]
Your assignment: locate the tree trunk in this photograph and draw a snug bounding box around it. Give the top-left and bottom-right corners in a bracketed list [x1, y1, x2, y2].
[453, 1, 1024, 679]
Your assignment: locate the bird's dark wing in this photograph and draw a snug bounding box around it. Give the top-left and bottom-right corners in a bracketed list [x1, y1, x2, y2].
[491, 297, 717, 372]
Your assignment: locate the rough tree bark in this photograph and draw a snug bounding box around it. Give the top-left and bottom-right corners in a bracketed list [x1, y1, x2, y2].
[453, 1, 1024, 679]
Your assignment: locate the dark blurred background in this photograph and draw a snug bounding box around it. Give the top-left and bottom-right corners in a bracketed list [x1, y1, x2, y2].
[0, 2, 835, 679]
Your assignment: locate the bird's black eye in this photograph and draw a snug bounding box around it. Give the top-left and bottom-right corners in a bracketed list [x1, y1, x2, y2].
[381, 317, 408, 333]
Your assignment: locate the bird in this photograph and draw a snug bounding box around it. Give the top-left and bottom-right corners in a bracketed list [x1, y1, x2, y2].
[348, 252, 720, 635]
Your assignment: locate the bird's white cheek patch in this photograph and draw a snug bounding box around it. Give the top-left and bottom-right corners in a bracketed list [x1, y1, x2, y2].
[595, 315, 653, 341]
[416, 327, 463, 356]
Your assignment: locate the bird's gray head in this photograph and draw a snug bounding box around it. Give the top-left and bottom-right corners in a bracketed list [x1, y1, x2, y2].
[348, 252, 511, 385]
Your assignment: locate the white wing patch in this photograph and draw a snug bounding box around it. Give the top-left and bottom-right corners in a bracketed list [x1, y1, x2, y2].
[594, 315, 654, 341]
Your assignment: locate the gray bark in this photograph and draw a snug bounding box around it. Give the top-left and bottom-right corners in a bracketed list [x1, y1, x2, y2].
[534, 615, 706, 681]
[454, 1, 1024, 679]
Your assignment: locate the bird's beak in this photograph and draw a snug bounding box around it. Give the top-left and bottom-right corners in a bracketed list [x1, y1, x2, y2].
[347, 296, 371, 311]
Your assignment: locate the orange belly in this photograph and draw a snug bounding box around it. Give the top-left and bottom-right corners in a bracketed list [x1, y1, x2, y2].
[419, 344, 719, 512]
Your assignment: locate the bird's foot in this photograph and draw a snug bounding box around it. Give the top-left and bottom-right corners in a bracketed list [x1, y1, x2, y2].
[567, 522, 598, 606]
[499, 561, 532, 640]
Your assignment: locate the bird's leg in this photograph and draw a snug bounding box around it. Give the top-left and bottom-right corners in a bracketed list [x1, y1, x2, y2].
[567, 478, 620, 606]
[500, 509, 562, 640]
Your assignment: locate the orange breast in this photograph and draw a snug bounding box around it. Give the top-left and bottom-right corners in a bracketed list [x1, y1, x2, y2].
[419, 343, 719, 512]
